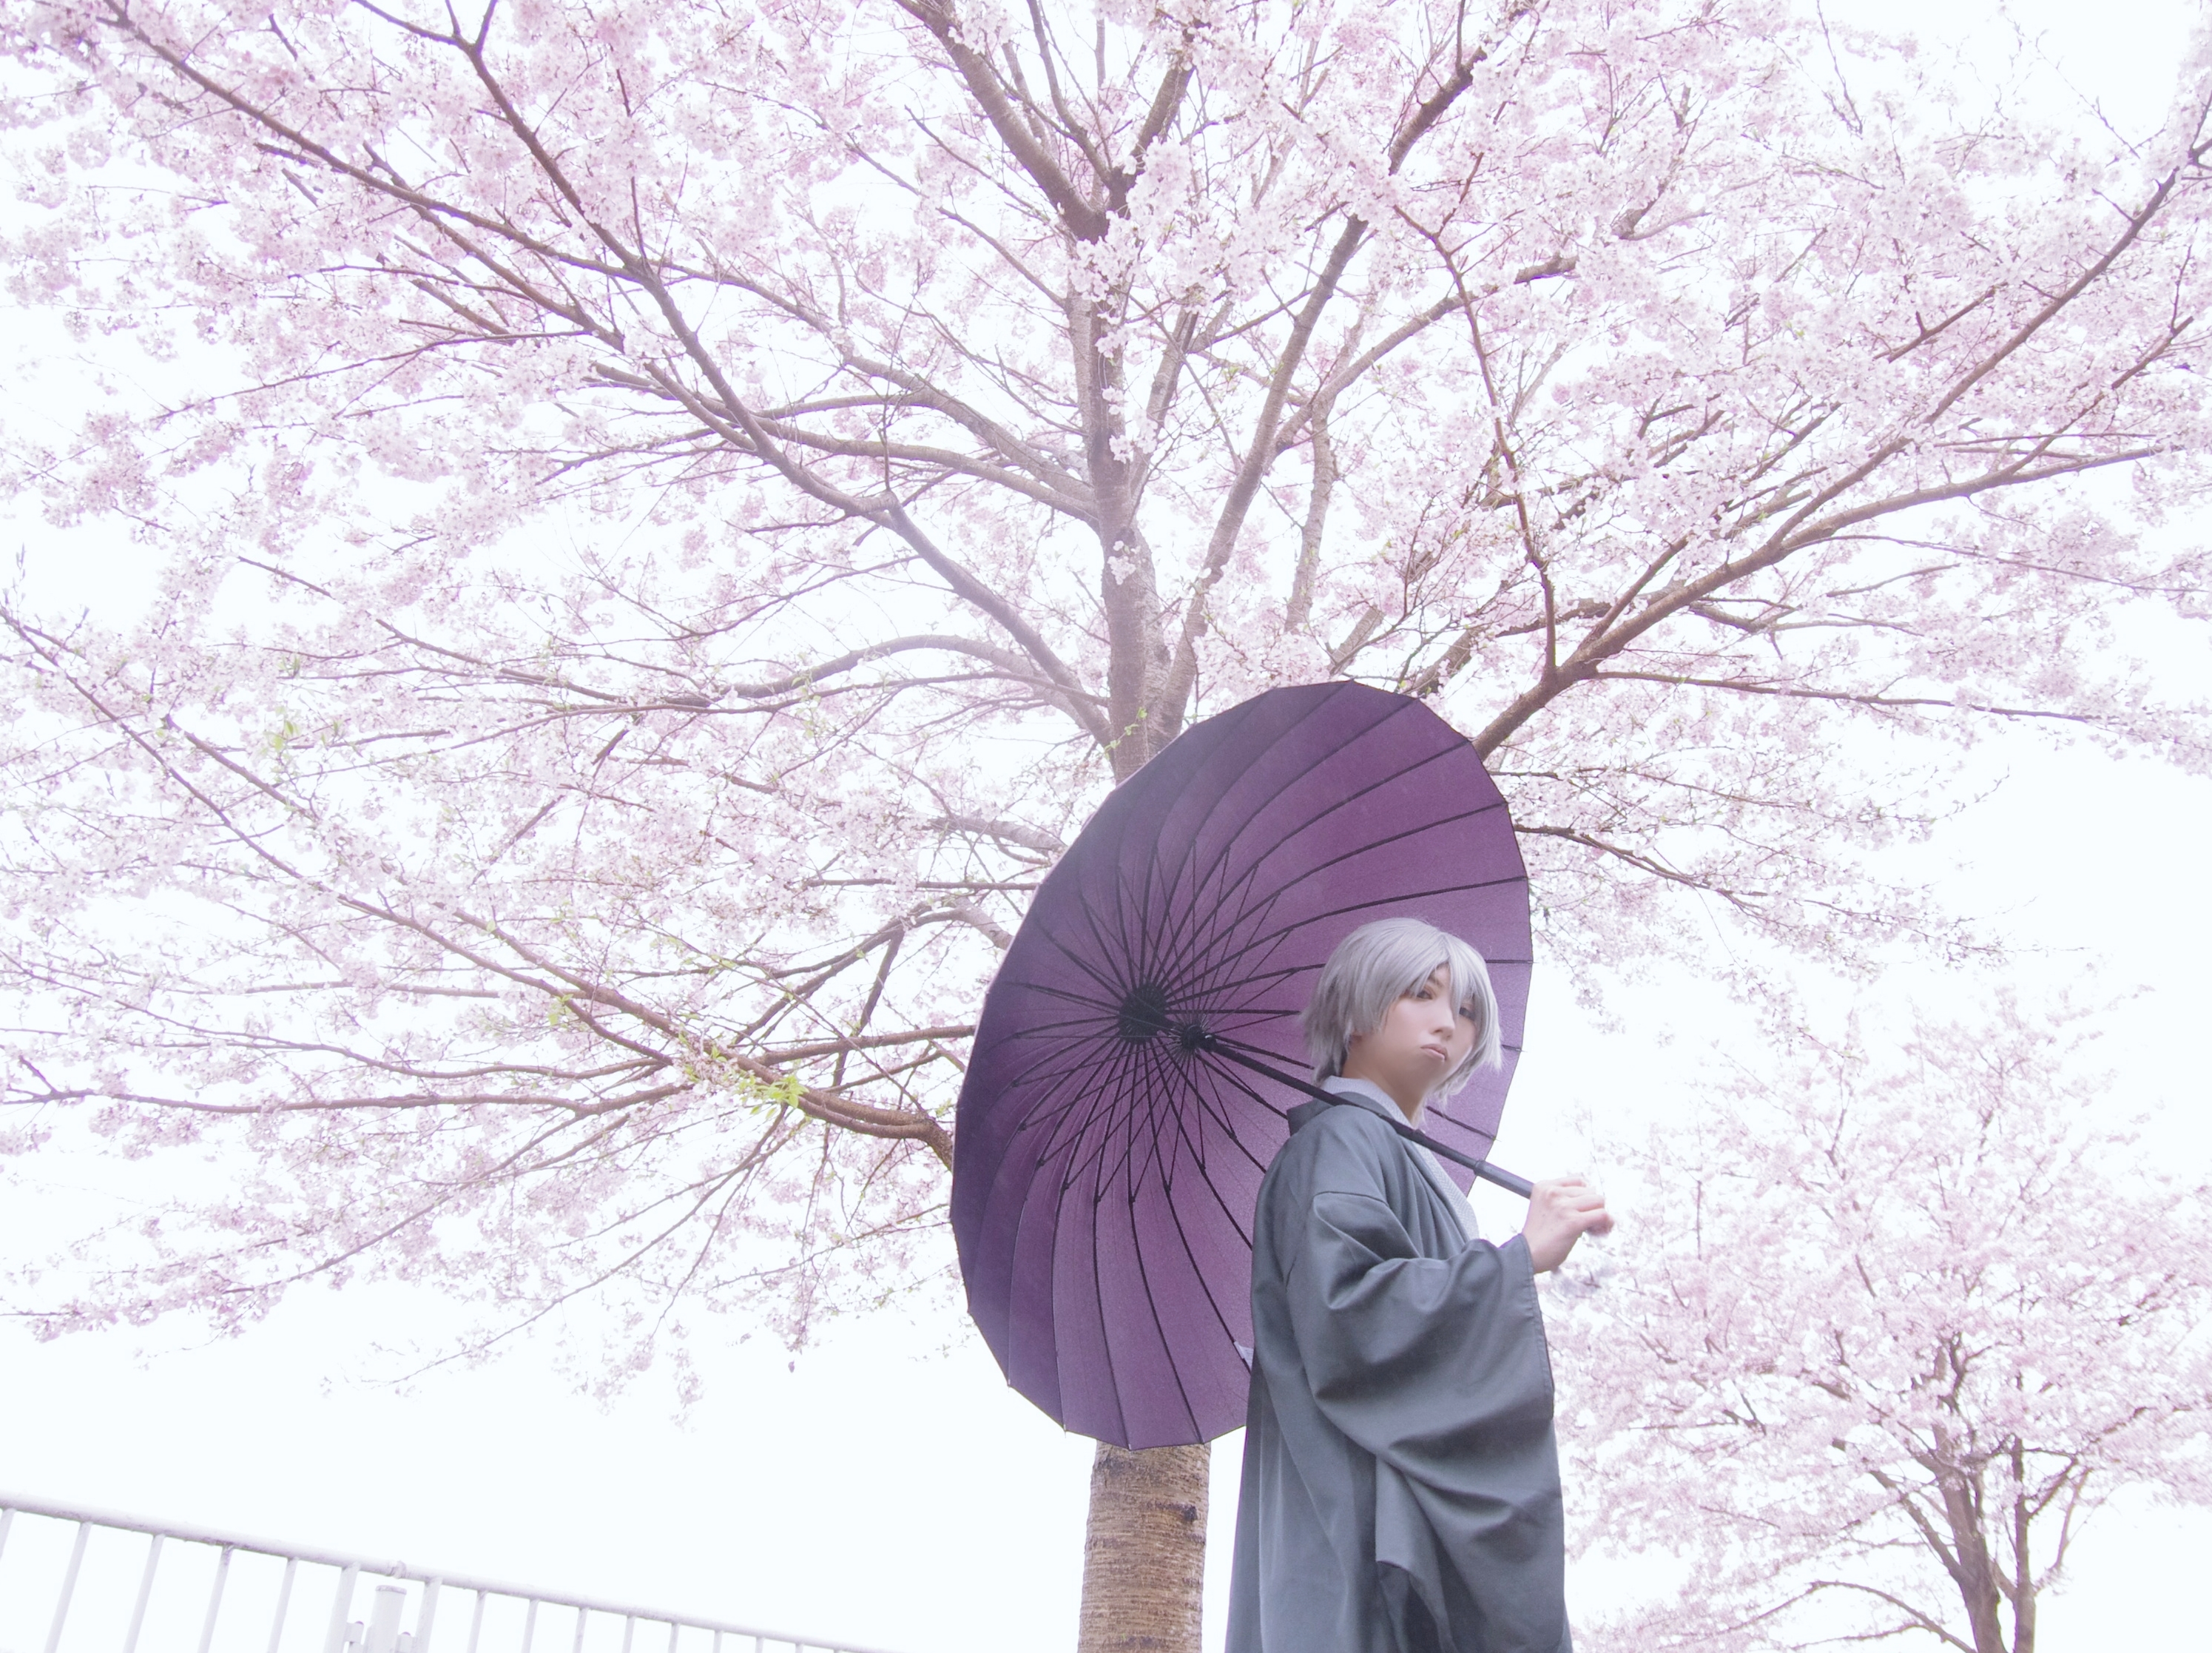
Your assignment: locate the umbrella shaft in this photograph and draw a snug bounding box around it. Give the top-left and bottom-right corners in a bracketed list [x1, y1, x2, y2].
[1204, 1043, 1534, 1199]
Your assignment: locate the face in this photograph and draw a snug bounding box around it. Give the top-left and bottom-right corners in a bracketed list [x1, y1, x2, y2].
[1341, 963, 1480, 1114]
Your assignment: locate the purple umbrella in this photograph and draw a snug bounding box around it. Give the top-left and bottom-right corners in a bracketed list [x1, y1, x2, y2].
[951, 681, 1533, 1447]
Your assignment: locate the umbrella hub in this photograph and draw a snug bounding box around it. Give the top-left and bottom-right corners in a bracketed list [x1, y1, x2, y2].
[1115, 983, 1217, 1055]
[1115, 982, 1174, 1042]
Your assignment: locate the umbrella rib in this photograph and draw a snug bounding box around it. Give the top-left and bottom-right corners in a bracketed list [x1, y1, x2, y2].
[1156, 909, 1298, 1025]
[1172, 687, 1407, 899]
[1066, 696, 1496, 1042]
[1131, 790, 1178, 997]
[1119, 687, 1395, 996]
[991, 771, 1525, 1234]
[998, 895, 1516, 1169]
[1148, 872, 1289, 997]
[985, 1050, 1103, 1420]
[1134, 861, 1306, 1037]
[1031, 885, 1148, 1004]
[1178, 804, 1519, 992]
[1052, 1031, 1161, 1198]
[1110, 713, 1253, 1009]
[1081, 1035, 1201, 1441]
[1033, 1039, 1157, 1171]
[1127, 695, 1293, 962]
[1001, 1023, 1279, 1190]
[1069, 1128, 1131, 1446]
[1038, 803, 1196, 1013]
[1191, 706, 1474, 906]
[1165, 1053, 1275, 1194]
[1026, 1035, 1274, 1185]
[1129, 1037, 1194, 1202]
[1143, 701, 1466, 982]
[1218, 875, 1531, 979]
[971, 1024, 1163, 1251]
[983, 1005, 1130, 1089]
[1008, 1051, 1134, 1150]
[1141, 782, 1508, 1008]
[1031, 1029, 1154, 1445]
[1143, 1057, 1298, 1410]
[1113, 1038, 1223, 1442]
[1130, 792, 1244, 1022]
[1181, 1054, 1294, 1212]
[992, 989, 1146, 1029]
[1136, 826, 1284, 1003]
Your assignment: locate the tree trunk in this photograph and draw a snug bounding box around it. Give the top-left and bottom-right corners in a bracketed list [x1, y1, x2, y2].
[1934, 1461, 2007, 1653]
[1076, 1442, 1212, 1653]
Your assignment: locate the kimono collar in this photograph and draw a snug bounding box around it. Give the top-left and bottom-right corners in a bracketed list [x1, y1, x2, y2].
[1319, 1077, 1479, 1242]
[1320, 1074, 1423, 1127]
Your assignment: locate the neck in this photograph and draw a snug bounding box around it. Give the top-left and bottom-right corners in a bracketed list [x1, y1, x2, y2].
[1334, 1068, 1425, 1124]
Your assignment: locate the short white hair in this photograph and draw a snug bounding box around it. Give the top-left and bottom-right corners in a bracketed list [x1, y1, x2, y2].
[1301, 917, 1503, 1098]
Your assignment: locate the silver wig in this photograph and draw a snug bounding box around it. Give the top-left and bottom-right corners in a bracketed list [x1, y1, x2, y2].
[1301, 917, 1503, 1098]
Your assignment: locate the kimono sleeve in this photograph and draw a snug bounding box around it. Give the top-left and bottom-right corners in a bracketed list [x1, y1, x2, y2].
[1282, 1113, 1557, 1475]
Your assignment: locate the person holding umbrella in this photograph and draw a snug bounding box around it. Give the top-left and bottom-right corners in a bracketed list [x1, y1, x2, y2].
[1227, 916, 1611, 1653]
[951, 683, 1600, 1641]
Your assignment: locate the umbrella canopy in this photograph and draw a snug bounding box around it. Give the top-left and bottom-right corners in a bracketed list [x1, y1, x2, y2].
[951, 681, 1531, 1447]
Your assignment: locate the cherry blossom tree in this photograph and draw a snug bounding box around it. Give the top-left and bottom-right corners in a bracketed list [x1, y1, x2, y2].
[1550, 997, 2212, 1653]
[1, 0, 2210, 1646]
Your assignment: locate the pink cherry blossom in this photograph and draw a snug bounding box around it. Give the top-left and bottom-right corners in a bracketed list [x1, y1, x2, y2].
[1551, 996, 2212, 1652]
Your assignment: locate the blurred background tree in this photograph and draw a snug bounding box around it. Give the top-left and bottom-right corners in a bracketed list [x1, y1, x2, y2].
[1554, 999, 2212, 1653]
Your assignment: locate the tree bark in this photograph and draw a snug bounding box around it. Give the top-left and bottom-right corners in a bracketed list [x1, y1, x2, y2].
[1076, 1443, 1212, 1653]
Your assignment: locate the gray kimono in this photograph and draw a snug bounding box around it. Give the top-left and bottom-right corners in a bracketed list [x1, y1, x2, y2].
[1227, 1078, 1569, 1653]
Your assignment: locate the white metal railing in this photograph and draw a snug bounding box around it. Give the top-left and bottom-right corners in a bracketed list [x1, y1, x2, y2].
[0, 1494, 901, 1653]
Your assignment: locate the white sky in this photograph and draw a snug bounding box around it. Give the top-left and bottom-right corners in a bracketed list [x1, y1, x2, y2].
[2, 1, 2208, 1652]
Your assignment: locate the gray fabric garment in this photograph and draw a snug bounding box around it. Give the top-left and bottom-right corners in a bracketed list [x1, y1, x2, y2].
[1227, 1087, 1570, 1653]
[1320, 1077, 1480, 1245]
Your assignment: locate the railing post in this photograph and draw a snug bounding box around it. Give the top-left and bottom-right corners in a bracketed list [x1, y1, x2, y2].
[413, 1580, 442, 1653]
[266, 1558, 299, 1653]
[324, 1563, 362, 1653]
[197, 1546, 235, 1653]
[43, 1520, 91, 1653]
[124, 1532, 165, 1653]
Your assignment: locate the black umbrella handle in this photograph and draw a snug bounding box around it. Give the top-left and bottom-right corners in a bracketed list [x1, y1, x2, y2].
[1202, 1041, 1535, 1199]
